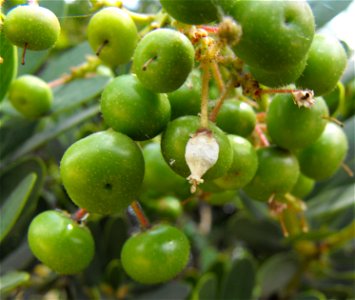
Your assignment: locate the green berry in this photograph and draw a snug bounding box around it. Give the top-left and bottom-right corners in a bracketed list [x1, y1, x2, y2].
[291, 173, 315, 199]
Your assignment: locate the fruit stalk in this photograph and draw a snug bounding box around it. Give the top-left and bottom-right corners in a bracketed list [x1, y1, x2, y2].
[130, 200, 151, 230]
[200, 62, 210, 128]
[209, 80, 234, 122]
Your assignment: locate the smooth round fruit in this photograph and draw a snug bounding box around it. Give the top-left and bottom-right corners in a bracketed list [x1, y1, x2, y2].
[298, 123, 348, 181]
[100, 74, 171, 141]
[4, 5, 60, 50]
[60, 130, 144, 215]
[291, 173, 315, 199]
[141, 142, 190, 199]
[216, 99, 256, 138]
[249, 58, 307, 87]
[243, 146, 300, 202]
[296, 34, 347, 96]
[141, 196, 183, 220]
[231, 0, 315, 71]
[167, 69, 201, 120]
[8, 75, 53, 119]
[266, 94, 329, 150]
[160, 0, 218, 24]
[214, 135, 258, 190]
[87, 7, 138, 66]
[121, 224, 190, 284]
[323, 83, 343, 116]
[133, 29, 195, 93]
[206, 190, 239, 206]
[28, 210, 94, 274]
[161, 116, 233, 180]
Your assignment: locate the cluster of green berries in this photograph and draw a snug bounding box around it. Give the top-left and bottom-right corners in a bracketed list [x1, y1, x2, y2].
[2, 0, 349, 285]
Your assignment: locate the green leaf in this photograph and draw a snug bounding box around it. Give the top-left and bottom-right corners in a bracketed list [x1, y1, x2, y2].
[0, 157, 45, 258]
[0, 271, 30, 296]
[306, 184, 355, 221]
[0, 173, 36, 242]
[41, 0, 67, 20]
[17, 50, 49, 76]
[0, 31, 17, 102]
[258, 252, 299, 297]
[4, 104, 100, 163]
[39, 42, 94, 82]
[51, 76, 110, 114]
[308, 0, 352, 28]
[220, 253, 256, 300]
[135, 282, 191, 300]
[191, 273, 218, 300]
[295, 290, 327, 300]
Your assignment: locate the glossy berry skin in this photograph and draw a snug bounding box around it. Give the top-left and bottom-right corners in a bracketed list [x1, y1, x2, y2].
[161, 116, 233, 180]
[121, 224, 190, 284]
[167, 69, 201, 120]
[296, 34, 347, 96]
[60, 130, 144, 215]
[133, 29, 195, 93]
[206, 190, 239, 206]
[249, 58, 307, 88]
[141, 142, 190, 200]
[266, 94, 329, 150]
[142, 196, 183, 221]
[298, 123, 348, 181]
[216, 99, 256, 138]
[28, 210, 94, 274]
[243, 146, 300, 202]
[87, 7, 138, 66]
[231, 0, 314, 71]
[214, 135, 258, 190]
[4, 5, 60, 50]
[323, 83, 343, 116]
[291, 173, 315, 199]
[101, 74, 171, 141]
[8, 75, 53, 119]
[159, 0, 218, 24]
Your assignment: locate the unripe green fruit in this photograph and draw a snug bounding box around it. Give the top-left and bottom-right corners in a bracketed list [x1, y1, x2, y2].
[142, 142, 190, 199]
[168, 69, 201, 120]
[87, 7, 138, 66]
[8, 75, 53, 119]
[266, 94, 329, 150]
[243, 146, 300, 202]
[323, 83, 343, 116]
[206, 190, 239, 206]
[121, 224, 190, 284]
[142, 196, 183, 220]
[28, 210, 94, 274]
[214, 135, 258, 190]
[101, 74, 171, 141]
[216, 99, 256, 138]
[160, 0, 218, 24]
[298, 123, 348, 181]
[4, 5, 60, 50]
[296, 34, 347, 96]
[161, 116, 233, 180]
[291, 173, 315, 199]
[249, 58, 307, 88]
[231, 0, 314, 71]
[60, 130, 144, 215]
[133, 29, 195, 93]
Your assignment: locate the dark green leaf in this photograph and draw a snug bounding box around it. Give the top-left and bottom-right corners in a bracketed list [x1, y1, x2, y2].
[306, 184, 354, 220]
[0, 173, 36, 242]
[18, 50, 49, 76]
[308, 0, 352, 28]
[39, 42, 94, 82]
[220, 253, 256, 300]
[0, 240, 33, 275]
[0, 271, 30, 296]
[295, 290, 327, 300]
[191, 273, 218, 300]
[41, 0, 67, 20]
[51, 76, 110, 114]
[258, 252, 299, 297]
[135, 282, 191, 300]
[5, 104, 100, 163]
[0, 31, 17, 102]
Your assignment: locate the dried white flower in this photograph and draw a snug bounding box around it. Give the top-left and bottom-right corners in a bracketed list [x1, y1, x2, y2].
[185, 129, 219, 193]
[292, 90, 315, 108]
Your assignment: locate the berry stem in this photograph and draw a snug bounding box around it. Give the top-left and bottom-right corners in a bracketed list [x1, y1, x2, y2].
[96, 40, 109, 57]
[341, 162, 354, 177]
[21, 43, 28, 65]
[255, 124, 270, 147]
[209, 80, 234, 122]
[211, 61, 225, 93]
[72, 208, 89, 222]
[200, 61, 211, 129]
[130, 200, 151, 230]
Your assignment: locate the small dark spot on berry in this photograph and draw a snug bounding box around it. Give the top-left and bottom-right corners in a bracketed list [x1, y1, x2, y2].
[104, 183, 112, 190]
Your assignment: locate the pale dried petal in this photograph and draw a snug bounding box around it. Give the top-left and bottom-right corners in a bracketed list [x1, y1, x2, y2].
[292, 90, 315, 108]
